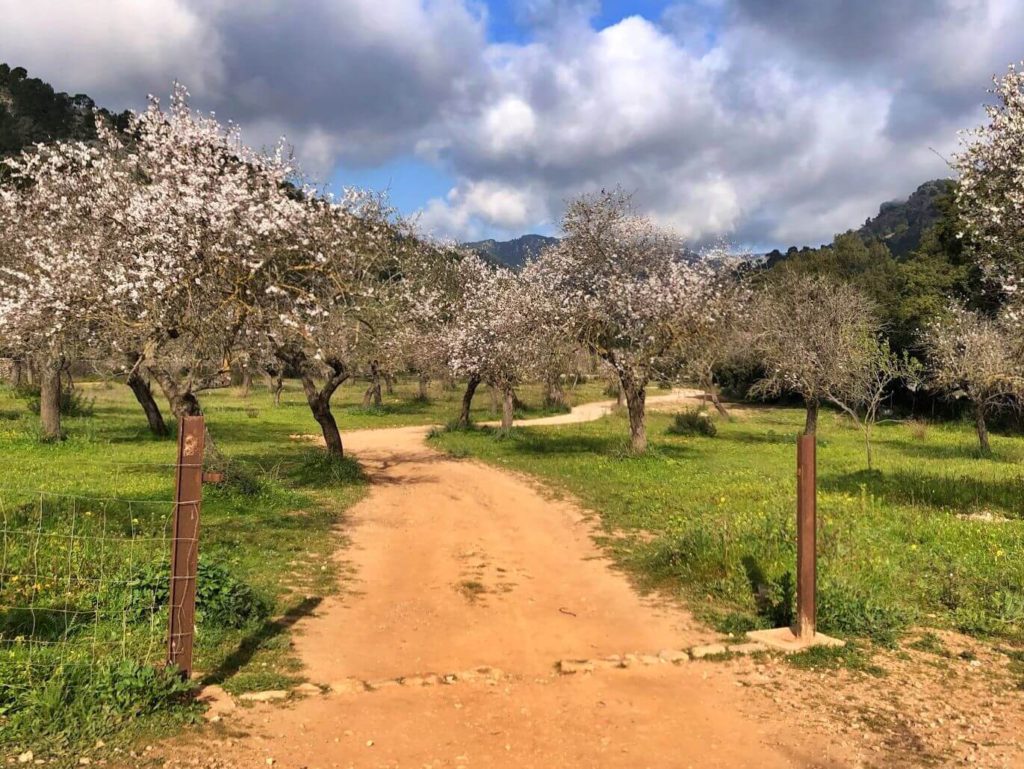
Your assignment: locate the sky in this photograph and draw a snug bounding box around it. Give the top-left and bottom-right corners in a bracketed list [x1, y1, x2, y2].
[0, 0, 1020, 250]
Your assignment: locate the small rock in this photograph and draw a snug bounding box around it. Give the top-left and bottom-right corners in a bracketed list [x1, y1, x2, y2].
[239, 690, 289, 702]
[658, 649, 689, 664]
[329, 678, 367, 695]
[79, 759, 91, 766]
[294, 683, 322, 696]
[558, 659, 595, 675]
[691, 644, 728, 659]
[266, 760, 275, 766]
[638, 655, 663, 665]
[365, 740, 374, 748]
[17, 753, 32, 765]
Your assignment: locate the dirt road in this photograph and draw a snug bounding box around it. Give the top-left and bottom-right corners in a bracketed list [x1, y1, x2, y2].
[182, 393, 855, 768]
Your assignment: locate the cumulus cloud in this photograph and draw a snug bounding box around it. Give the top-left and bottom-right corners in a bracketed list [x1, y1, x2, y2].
[1, 0, 1020, 246]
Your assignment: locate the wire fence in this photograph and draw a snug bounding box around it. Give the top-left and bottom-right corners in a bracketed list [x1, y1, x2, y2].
[0, 417, 205, 689]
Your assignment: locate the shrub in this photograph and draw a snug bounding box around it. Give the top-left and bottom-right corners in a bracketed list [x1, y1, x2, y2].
[23, 386, 94, 417]
[0, 656, 194, 746]
[124, 561, 269, 628]
[907, 419, 928, 441]
[666, 409, 717, 437]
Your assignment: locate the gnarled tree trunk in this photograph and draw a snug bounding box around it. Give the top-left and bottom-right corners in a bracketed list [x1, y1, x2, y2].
[127, 369, 169, 437]
[277, 348, 349, 457]
[417, 373, 429, 401]
[266, 367, 285, 406]
[149, 368, 203, 419]
[383, 372, 395, 396]
[620, 376, 647, 453]
[457, 375, 481, 429]
[362, 359, 382, 407]
[708, 386, 730, 419]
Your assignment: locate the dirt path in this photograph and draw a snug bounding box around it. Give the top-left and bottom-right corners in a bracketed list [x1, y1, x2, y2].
[176, 392, 857, 768]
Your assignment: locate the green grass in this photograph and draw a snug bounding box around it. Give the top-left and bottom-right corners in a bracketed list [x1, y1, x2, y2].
[431, 406, 1024, 647]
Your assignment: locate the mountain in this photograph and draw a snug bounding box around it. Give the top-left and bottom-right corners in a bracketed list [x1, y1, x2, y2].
[855, 178, 955, 258]
[464, 234, 559, 269]
[0, 63, 127, 157]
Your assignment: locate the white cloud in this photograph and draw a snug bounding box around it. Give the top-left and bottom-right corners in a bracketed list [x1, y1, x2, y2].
[1, 0, 1020, 246]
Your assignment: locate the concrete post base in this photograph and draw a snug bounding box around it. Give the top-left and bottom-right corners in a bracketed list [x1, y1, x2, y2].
[746, 627, 845, 653]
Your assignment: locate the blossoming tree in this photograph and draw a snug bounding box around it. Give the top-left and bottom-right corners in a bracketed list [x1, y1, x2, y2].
[533, 190, 718, 452]
[954, 63, 1024, 296]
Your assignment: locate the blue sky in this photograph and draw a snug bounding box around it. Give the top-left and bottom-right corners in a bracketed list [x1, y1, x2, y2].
[3, 0, 1017, 249]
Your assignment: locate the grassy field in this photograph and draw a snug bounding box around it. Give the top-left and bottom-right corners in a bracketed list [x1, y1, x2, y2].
[0, 375, 604, 758]
[432, 404, 1024, 648]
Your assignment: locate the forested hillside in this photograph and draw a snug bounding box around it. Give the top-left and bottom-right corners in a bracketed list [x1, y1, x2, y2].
[759, 180, 989, 350]
[0, 63, 126, 156]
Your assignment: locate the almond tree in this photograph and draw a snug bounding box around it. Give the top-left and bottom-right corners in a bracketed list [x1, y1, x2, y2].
[0, 140, 119, 439]
[446, 260, 538, 431]
[258, 189, 394, 457]
[922, 304, 1023, 455]
[533, 190, 718, 452]
[954, 63, 1024, 296]
[98, 87, 307, 422]
[748, 274, 879, 436]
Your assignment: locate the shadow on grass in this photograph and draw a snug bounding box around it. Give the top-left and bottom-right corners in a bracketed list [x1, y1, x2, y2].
[203, 596, 322, 685]
[874, 436, 1018, 464]
[820, 467, 1024, 517]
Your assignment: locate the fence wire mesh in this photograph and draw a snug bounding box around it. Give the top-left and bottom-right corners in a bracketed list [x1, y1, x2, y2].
[0, 460, 187, 691]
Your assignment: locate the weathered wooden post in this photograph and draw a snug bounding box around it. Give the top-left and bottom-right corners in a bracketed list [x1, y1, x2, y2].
[796, 433, 816, 639]
[168, 415, 204, 678]
[747, 432, 841, 651]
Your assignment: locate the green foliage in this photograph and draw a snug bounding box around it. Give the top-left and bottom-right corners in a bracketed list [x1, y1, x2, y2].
[21, 386, 95, 418]
[122, 562, 270, 629]
[0, 656, 195, 749]
[786, 642, 886, 677]
[0, 62, 128, 158]
[666, 409, 717, 437]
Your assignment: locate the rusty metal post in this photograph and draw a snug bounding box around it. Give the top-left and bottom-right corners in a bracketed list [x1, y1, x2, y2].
[795, 434, 817, 639]
[168, 415, 205, 678]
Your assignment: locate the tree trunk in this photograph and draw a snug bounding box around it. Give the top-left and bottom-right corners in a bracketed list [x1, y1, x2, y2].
[149, 368, 203, 419]
[622, 380, 647, 453]
[39, 359, 63, 441]
[270, 370, 284, 406]
[417, 373, 429, 401]
[11, 359, 24, 388]
[500, 386, 515, 431]
[241, 368, 253, 398]
[306, 383, 343, 457]
[384, 372, 395, 396]
[362, 360, 382, 407]
[127, 371, 169, 437]
[709, 387, 730, 419]
[543, 377, 566, 409]
[457, 375, 480, 429]
[489, 385, 499, 414]
[804, 398, 819, 436]
[975, 401, 991, 455]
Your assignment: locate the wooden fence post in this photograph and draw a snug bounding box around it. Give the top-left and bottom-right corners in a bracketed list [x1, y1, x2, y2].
[796, 433, 817, 639]
[168, 415, 205, 678]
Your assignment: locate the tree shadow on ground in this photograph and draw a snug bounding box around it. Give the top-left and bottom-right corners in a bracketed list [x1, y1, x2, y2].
[819, 467, 1024, 518]
[203, 596, 322, 685]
